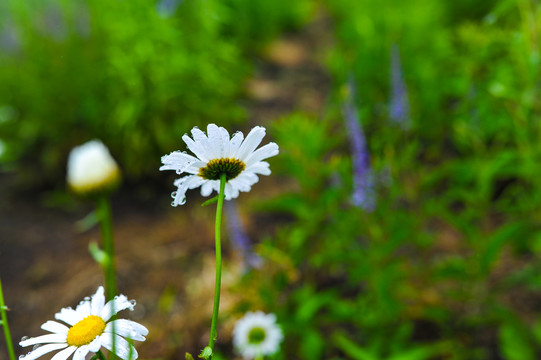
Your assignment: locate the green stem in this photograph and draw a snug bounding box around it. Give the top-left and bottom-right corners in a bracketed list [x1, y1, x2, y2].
[95, 350, 107, 360]
[0, 277, 16, 360]
[207, 174, 227, 357]
[96, 195, 117, 360]
[96, 195, 117, 301]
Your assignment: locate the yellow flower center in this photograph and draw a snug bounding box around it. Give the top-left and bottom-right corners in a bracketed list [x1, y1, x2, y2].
[66, 315, 106, 347]
[198, 158, 246, 181]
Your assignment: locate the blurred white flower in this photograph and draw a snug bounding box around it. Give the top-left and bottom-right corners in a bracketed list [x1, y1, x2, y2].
[19, 286, 148, 360]
[160, 124, 278, 206]
[233, 311, 283, 359]
[67, 140, 120, 196]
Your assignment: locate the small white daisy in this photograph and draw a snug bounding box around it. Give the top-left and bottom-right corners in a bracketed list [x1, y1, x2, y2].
[233, 311, 283, 359]
[19, 287, 148, 360]
[160, 124, 279, 206]
[67, 140, 121, 196]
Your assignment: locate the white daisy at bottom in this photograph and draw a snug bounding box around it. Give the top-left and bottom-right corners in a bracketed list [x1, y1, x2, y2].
[19, 286, 148, 360]
[233, 311, 283, 359]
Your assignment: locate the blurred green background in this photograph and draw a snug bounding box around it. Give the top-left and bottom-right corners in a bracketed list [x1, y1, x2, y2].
[2, 0, 541, 359]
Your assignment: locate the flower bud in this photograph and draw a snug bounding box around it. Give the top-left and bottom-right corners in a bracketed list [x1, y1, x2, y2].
[67, 140, 121, 197]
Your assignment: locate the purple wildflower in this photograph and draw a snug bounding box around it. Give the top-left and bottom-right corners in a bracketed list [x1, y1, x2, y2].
[0, 21, 20, 54]
[389, 44, 411, 130]
[156, 0, 184, 17]
[343, 76, 376, 211]
[39, 4, 67, 42]
[225, 200, 263, 269]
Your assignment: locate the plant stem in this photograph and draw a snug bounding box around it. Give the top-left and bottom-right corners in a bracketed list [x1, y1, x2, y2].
[96, 350, 107, 360]
[0, 277, 16, 360]
[207, 174, 227, 357]
[97, 195, 118, 301]
[96, 195, 117, 360]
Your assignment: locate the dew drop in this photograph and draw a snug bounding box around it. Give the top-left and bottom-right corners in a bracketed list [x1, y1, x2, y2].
[21, 336, 29, 342]
[84, 297, 90, 301]
[32, 344, 42, 351]
[171, 191, 177, 199]
[171, 201, 176, 207]
[19, 354, 27, 360]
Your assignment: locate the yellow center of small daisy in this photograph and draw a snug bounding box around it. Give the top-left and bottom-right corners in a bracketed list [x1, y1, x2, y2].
[247, 327, 266, 345]
[198, 158, 246, 181]
[66, 315, 106, 347]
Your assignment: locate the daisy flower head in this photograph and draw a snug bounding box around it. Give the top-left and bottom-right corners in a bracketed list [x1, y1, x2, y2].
[160, 124, 279, 206]
[233, 311, 283, 359]
[19, 286, 148, 360]
[67, 140, 121, 197]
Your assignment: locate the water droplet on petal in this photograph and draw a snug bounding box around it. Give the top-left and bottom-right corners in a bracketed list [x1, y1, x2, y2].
[171, 201, 176, 206]
[32, 344, 41, 351]
[21, 336, 29, 342]
[84, 297, 90, 301]
[171, 191, 177, 199]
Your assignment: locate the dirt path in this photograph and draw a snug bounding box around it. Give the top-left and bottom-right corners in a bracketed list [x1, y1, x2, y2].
[0, 12, 331, 360]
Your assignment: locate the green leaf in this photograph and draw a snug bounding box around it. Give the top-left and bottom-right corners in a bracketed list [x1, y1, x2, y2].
[185, 353, 195, 360]
[75, 210, 99, 232]
[201, 196, 219, 207]
[88, 242, 109, 268]
[332, 332, 378, 360]
[499, 323, 536, 360]
[199, 346, 212, 359]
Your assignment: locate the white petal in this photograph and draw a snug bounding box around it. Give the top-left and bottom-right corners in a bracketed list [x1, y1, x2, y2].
[200, 181, 214, 197]
[19, 343, 67, 360]
[55, 307, 83, 326]
[91, 287, 105, 316]
[171, 175, 202, 206]
[182, 134, 209, 162]
[237, 127, 266, 161]
[206, 124, 222, 159]
[160, 151, 201, 173]
[87, 336, 102, 352]
[224, 183, 233, 200]
[72, 345, 89, 360]
[229, 177, 252, 192]
[41, 321, 70, 335]
[244, 143, 278, 167]
[236, 172, 259, 186]
[105, 319, 149, 341]
[220, 127, 231, 157]
[101, 295, 135, 322]
[246, 161, 271, 176]
[191, 127, 209, 148]
[229, 132, 244, 158]
[20, 334, 67, 347]
[101, 333, 138, 360]
[50, 346, 77, 360]
[75, 299, 91, 318]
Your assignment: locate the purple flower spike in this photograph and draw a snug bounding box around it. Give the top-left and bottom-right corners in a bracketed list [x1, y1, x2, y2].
[156, 0, 183, 17]
[225, 200, 263, 269]
[343, 76, 376, 212]
[389, 44, 411, 130]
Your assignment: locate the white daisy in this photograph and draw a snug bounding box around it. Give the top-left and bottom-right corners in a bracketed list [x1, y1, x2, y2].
[160, 124, 279, 206]
[233, 311, 283, 359]
[19, 287, 148, 360]
[67, 140, 121, 196]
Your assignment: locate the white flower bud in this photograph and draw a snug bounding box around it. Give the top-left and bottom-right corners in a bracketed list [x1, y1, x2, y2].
[67, 140, 121, 196]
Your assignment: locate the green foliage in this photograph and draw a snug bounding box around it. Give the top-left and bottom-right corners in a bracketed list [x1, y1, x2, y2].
[231, 1, 541, 358]
[0, 0, 311, 185]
